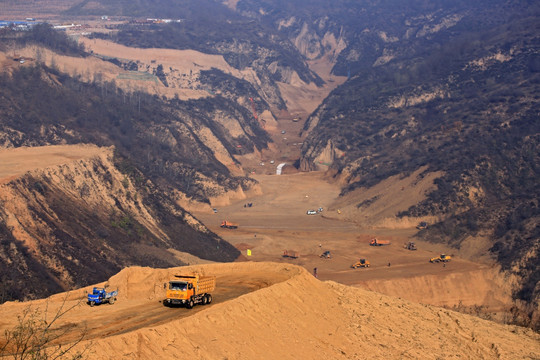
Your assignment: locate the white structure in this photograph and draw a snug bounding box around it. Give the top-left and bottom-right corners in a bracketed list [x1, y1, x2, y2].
[276, 163, 287, 175]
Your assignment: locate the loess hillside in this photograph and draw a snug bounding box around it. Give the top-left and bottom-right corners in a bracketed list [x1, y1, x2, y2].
[0, 0, 538, 333]
[233, 0, 540, 316]
[0, 145, 239, 302]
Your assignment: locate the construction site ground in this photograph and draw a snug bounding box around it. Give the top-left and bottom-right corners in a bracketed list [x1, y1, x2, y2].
[193, 170, 513, 313]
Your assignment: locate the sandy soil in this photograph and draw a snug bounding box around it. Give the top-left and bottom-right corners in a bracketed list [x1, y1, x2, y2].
[0, 264, 292, 346]
[0, 144, 107, 184]
[0, 263, 537, 360]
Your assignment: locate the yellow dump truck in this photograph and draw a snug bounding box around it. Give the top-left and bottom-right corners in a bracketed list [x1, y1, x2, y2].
[165, 274, 216, 308]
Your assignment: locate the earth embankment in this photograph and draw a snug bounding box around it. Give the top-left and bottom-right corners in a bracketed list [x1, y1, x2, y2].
[18, 263, 540, 359]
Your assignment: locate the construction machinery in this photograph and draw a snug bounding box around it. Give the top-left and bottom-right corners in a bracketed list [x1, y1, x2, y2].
[282, 250, 298, 259]
[370, 238, 391, 246]
[220, 220, 238, 229]
[87, 287, 118, 307]
[404, 241, 417, 250]
[416, 221, 429, 230]
[430, 254, 452, 263]
[351, 258, 370, 268]
[164, 274, 215, 308]
[320, 251, 332, 259]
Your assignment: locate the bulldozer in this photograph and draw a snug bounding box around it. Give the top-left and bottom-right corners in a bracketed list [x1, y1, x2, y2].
[320, 251, 332, 259]
[404, 241, 417, 250]
[351, 258, 370, 268]
[430, 254, 451, 263]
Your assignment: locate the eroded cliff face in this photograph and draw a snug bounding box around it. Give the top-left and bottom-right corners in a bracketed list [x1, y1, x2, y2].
[0, 146, 239, 302]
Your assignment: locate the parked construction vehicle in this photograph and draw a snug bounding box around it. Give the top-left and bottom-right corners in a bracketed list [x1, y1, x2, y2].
[220, 220, 238, 229]
[87, 287, 118, 307]
[320, 251, 332, 259]
[351, 258, 370, 268]
[430, 254, 452, 263]
[165, 274, 215, 308]
[416, 221, 429, 230]
[404, 241, 417, 250]
[370, 238, 391, 246]
[282, 250, 299, 259]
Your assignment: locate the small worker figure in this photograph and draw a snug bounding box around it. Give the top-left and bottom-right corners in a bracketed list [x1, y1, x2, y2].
[388, 262, 391, 267]
[313, 267, 318, 278]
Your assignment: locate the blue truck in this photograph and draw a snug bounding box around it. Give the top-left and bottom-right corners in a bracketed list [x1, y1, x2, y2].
[87, 287, 118, 307]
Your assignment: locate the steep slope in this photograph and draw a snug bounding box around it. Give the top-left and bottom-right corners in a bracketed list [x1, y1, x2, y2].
[1, 263, 538, 359]
[0, 145, 239, 302]
[0, 55, 262, 203]
[239, 0, 540, 317]
[64, 0, 324, 113]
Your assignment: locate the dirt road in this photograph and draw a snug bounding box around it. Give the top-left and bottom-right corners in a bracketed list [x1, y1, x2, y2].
[0, 266, 291, 348]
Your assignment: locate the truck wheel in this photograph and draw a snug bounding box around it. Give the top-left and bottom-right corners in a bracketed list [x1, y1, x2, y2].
[187, 299, 194, 309]
[90, 301, 96, 307]
[206, 294, 212, 304]
[202, 295, 208, 305]
[109, 297, 115, 305]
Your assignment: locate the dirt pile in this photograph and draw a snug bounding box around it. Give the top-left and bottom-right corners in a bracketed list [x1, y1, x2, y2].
[2, 263, 537, 359]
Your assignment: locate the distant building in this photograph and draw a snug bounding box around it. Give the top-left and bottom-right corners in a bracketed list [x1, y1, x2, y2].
[0, 20, 39, 30]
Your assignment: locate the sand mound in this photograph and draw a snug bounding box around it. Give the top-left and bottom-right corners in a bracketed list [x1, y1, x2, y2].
[0, 263, 538, 359]
[66, 263, 538, 359]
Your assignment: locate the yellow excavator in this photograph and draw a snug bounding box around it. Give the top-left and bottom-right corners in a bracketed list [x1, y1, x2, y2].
[351, 258, 370, 268]
[430, 254, 452, 263]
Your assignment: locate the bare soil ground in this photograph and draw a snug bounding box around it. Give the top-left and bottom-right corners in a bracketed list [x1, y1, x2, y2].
[0, 144, 106, 184]
[0, 264, 290, 346]
[193, 172, 514, 314]
[1, 263, 537, 360]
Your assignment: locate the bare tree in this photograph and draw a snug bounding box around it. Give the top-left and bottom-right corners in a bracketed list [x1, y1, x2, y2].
[0, 294, 90, 360]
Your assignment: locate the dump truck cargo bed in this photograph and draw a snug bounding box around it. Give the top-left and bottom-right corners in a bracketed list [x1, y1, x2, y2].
[195, 276, 216, 294]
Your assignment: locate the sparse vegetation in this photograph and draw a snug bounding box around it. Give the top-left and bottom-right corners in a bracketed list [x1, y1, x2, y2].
[0, 296, 88, 359]
[293, 0, 539, 321]
[0, 23, 86, 57]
